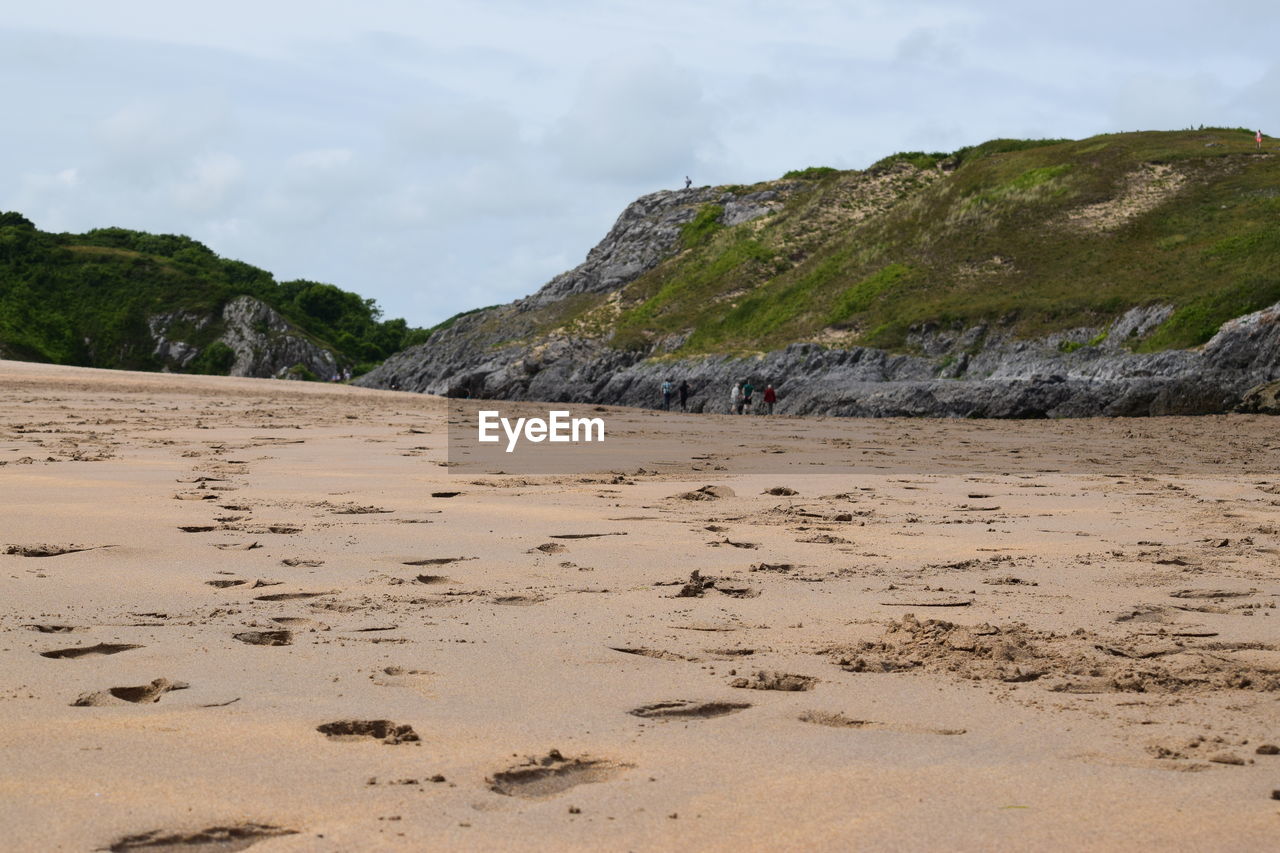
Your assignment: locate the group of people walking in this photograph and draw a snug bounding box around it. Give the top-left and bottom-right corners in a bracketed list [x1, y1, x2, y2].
[659, 379, 778, 414]
[731, 379, 776, 414]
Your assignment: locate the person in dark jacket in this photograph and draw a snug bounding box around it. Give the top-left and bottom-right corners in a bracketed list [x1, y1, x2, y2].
[678, 380, 690, 411]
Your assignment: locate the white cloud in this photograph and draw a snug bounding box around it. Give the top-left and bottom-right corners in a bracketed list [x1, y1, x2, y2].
[547, 54, 720, 184]
[288, 148, 354, 171]
[171, 153, 244, 212]
[388, 101, 522, 158]
[1106, 72, 1229, 133]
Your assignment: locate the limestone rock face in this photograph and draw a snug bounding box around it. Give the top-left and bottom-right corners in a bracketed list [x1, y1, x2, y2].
[219, 296, 339, 380]
[148, 311, 210, 370]
[146, 296, 340, 380]
[522, 187, 727, 308]
[367, 291, 1280, 417]
[1238, 380, 1280, 414]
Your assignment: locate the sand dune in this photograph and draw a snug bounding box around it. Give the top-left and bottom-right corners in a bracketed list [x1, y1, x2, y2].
[1, 359, 1278, 851]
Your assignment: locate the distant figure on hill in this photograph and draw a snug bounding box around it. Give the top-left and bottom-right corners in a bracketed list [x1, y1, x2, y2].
[684, 176, 692, 189]
[679, 379, 690, 411]
[731, 381, 744, 414]
[1257, 129, 1264, 149]
[763, 384, 777, 414]
[661, 379, 673, 411]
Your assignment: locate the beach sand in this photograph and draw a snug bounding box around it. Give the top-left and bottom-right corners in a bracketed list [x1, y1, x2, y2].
[1, 359, 1277, 851]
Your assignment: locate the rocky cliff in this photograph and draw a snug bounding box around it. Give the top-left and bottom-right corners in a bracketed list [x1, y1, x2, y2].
[149, 296, 340, 380]
[360, 130, 1280, 416]
[364, 298, 1280, 416]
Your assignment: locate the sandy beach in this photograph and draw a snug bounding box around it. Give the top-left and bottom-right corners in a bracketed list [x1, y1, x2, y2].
[1, 358, 1278, 851]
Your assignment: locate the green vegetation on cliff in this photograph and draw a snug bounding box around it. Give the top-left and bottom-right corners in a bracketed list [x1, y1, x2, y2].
[559, 129, 1280, 357]
[0, 214, 427, 372]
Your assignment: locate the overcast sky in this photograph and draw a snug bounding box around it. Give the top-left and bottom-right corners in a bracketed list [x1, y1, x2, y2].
[4, 1, 1277, 327]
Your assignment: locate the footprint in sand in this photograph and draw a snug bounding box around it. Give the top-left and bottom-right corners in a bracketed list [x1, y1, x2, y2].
[233, 630, 292, 646]
[316, 719, 420, 744]
[491, 594, 548, 606]
[40, 642, 142, 659]
[528, 543, 567, 554]
[414, 574, 452, 585]
[4, 544, 106, 557]
[671, 485, 735, 501]
[253, 591, 332, 602]
[709, 538, 760, 550]
[489, 750, 629, 798]
[730, 671, 817, 692]
[178, 525, 218, 533]
[281, 558, 324, 567]
[669, 571, 759, 599]
[1169, 588, 1257, 599]
[796, 533, 849, 545]
[629, 700, 751, 720]
[1115, 605, 1171, 623]
[23, 624, 79, 633]
[403, 556, 474, 566]
[673, 570, 714, 597]
[206, 579, 247, 588]
[72, 678, 189, 706]
[610, 647, 700, 662]
[798, 710, 965, 735]
[751, 563, 797, 573]
[105, 823, 296, 852]
[324, 502, 392, 515]
[270, 617, 327, 630]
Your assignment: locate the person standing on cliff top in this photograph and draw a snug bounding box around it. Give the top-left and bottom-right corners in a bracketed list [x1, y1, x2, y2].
[1257, 129, 1264, 149]
[684, 176, 692, 189]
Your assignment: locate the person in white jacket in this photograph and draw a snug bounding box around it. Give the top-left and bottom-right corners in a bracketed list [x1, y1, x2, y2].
[731, 381, 744, 414]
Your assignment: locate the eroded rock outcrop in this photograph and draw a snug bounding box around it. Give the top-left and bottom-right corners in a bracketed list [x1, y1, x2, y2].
[147, 296, 340, 380]
[360, 178, 1280, 417]
[219, 296, 338, 380]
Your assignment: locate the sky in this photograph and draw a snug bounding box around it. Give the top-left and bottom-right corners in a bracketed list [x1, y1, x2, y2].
[4, 1, 1278, 328]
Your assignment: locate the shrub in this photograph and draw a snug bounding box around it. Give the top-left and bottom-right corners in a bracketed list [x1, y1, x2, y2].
[681, 205, 724, 249]
[190, 340, 236, 374]
[782, 166, 838, 180]
[869, 151, 949, 172]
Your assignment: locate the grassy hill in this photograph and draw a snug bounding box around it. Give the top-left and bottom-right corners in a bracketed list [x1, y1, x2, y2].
[0, 213, 426, 373]
[536, 129, 1280, 358]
